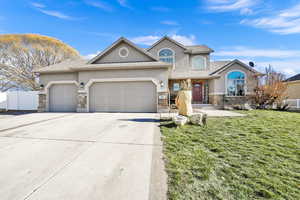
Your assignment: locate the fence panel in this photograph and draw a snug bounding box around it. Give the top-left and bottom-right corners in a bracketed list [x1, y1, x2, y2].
[1, 91, 38, 111]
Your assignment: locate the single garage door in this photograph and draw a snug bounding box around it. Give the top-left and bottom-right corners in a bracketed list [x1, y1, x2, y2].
[49, 84, 77, 112]
[89, 81, 157, 112]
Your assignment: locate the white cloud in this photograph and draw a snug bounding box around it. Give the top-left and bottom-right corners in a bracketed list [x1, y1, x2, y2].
[131, 36, 161, 46]
[214, 46, 300, 76]
[83, 51, 100, 59]
[131, 34, 196, 46]
[84, 0, 114, 12]
[150, 6, 171, 12]
[171, 34, 196, 45]
[117, 0, 132, 9]
[38, 9, 75, 20]
[255, 60, 300, 76]
[206, 0, 258, 14]
[31, 2, 45, 8]
[215, 46, 300, 58]
[241, 3, 300, 34]
[160, 20, 179, 26]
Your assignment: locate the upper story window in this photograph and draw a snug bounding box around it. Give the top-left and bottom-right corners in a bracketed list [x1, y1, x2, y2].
[192, 56, 206, 70]
[158, 49, 174, 64]
[227, 71, 246, 96]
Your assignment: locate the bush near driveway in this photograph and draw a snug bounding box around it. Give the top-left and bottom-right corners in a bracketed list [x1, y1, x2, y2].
[160, 110, 300, 200]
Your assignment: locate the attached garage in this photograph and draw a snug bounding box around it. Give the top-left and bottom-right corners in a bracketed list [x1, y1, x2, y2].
[89, 81, 157, 113]
[49, 84, 77, 112]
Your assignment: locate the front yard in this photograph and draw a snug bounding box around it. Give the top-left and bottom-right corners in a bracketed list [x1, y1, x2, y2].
[160, 110, 300, 200]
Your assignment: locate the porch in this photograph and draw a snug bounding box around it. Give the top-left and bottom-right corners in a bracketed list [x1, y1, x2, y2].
[168, 79, 210, 105]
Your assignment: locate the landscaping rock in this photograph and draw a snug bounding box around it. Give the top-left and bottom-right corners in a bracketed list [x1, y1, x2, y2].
[243, 103, 253, 111]
[173, 115, 188, 126]
[224, 105, 234, 110]
[189, 113, 207, 126]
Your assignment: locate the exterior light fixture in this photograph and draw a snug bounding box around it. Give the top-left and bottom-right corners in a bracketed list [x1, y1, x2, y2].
[40, 84, 44, 89]
[160, 81, 164, 88]
[80, 82, 85, 88]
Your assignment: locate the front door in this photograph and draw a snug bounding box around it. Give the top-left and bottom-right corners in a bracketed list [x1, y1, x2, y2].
[192, 83, 202, 103]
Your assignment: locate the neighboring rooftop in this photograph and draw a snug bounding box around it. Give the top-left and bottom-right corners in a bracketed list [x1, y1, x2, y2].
[286, 73, 300, 82]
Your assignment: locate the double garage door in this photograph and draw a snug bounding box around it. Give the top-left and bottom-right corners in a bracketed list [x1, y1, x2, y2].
[49, 81, 157, 113]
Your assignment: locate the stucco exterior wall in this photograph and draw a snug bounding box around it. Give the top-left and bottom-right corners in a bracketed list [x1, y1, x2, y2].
[147, 39, 212, 79]
[286, 81, 300, 99]
[94, 42, 153, 64]
[39, 73, 78, 86]
[78, 68, 169, 92]
[211, 63, 258, 95]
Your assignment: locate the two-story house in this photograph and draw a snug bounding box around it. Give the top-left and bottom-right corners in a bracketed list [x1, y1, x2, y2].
[36, 36, 261, 112]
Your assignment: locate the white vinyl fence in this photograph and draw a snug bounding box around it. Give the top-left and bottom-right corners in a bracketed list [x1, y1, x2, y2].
[284, 99, 300, 110]
[0, 91, 38, 111]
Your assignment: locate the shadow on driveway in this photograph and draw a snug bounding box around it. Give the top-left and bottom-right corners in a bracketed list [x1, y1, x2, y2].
[119, 118, 160, 123]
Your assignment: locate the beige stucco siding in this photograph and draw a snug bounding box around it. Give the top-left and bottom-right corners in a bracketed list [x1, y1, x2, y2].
[94, 42, 153, 64]
[39, 73, 78, 86]
[78, 68, 169, 92]
[286, 81, 300, 99]
[147, 39, 212, 79]
[148, 39, 189, 72]
[211, 63, 258, 94]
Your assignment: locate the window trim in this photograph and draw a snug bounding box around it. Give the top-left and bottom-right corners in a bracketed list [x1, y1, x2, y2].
[158, 48, 175, 70]
[225, 70, 247, 97]
[119, 47, 129, 58]
[191, 55, 207, 71]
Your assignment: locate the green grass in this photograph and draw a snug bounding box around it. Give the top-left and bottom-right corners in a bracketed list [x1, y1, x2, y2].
[160, 110, 300, 200]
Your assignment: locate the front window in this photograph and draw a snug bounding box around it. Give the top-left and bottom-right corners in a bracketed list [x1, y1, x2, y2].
[192, 56, 206, 70]
[173, 83, 180, 91]
[159, 49, 174, 64]
[227, 71, 246, 96]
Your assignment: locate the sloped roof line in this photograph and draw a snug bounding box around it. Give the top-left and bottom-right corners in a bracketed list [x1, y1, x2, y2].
[87, 37, 158, 64]
[210, 59, 261, 75]
[147, 36, 187, 51]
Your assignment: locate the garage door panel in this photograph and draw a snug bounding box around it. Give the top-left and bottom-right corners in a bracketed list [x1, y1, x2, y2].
[49, 84, 77, 112]
[89, 81, 156, 113]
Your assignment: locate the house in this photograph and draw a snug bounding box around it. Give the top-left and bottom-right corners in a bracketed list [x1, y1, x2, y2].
[285, 74, 300, 99]
[35, 36, 261, 113]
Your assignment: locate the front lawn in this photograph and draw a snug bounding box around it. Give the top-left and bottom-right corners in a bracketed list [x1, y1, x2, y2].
[160, 110, 300, 200]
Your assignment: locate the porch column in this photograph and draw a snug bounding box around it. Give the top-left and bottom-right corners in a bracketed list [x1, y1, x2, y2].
[204, 81, 209, 104]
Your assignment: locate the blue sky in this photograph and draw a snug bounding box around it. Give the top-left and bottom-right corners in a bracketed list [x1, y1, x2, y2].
[1, 0, 300, 77]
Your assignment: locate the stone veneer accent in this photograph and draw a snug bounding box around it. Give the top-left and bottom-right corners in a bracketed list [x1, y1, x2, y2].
[209, 94, 252, 108]
[77, 91, 88, 112]
[157, 92, 169, 112]
[38, 93, 46, 112]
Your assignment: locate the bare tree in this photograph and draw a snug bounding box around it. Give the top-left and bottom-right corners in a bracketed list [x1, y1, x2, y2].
[253, 65, 288, 109]
[0, 34, 80, 91]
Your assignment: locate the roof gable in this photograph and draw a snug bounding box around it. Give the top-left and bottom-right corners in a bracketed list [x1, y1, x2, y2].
[210, 59, 261, 75]
[88, 37, 158, 64]
[147, 36, 187, 51]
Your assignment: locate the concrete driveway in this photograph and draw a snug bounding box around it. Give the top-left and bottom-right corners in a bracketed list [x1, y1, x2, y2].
[0, 113, 166, 200]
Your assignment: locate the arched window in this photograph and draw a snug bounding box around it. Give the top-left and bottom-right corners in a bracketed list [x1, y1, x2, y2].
[158, 49, 174, 64]
[227, 71, 246, 96]
[192, 56, 206, 70]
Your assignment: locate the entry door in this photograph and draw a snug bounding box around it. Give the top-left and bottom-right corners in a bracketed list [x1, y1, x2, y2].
[192, 83, 203, 103]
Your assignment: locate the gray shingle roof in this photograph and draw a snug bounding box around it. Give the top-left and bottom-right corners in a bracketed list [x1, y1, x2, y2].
[185, 45, 214, 53]
[210, 61, 231, 71]
[35, 59, 171, 73]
